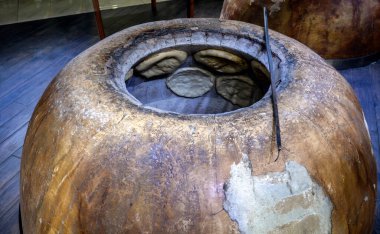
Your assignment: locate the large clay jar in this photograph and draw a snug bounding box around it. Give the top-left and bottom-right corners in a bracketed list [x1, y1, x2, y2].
[220, 0, 380, 59]
[20, 19, 376, 233]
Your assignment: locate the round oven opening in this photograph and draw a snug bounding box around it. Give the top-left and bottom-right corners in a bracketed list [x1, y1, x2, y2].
[125, 45, 271, 114]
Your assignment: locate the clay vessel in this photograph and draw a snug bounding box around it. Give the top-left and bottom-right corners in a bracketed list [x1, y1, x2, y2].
[221, 0, 380, 59]
[20, 19, 376, 233]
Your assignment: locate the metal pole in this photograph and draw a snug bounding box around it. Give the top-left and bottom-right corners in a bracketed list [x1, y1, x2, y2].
[263, 7, 282, 161]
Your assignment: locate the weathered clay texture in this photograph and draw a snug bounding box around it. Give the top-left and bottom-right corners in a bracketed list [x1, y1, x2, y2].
[166, 67, 215, 98]
[20, 19, 376, 233]
[221, 0, 380, 59]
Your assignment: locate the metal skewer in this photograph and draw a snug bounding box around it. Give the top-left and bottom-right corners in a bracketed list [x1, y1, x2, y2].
[263, 7, 282, 161]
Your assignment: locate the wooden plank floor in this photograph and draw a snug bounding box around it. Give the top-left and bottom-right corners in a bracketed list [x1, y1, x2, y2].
[0, 0, 379, 232]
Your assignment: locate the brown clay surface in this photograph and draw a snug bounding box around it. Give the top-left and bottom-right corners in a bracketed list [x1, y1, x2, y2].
[220, 0, 380, 59]
[20, 19, 376, 233]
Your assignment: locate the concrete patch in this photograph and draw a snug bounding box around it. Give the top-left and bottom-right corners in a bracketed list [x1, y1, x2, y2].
[223, 155, 332, 233]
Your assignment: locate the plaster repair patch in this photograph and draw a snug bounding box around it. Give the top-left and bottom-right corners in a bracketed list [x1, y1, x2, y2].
[223, 155, 332, 233]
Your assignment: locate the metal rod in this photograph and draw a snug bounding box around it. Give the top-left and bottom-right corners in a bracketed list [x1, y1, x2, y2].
[263, 7, 282, 160]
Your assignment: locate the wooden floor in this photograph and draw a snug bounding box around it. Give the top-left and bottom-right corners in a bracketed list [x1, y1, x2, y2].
[0, 0, 379, 233]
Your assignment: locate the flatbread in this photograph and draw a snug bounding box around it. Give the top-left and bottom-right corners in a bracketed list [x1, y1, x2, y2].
[166, 67, 215, 98]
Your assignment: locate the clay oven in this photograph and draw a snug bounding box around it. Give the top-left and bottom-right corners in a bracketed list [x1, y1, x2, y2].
[20, 19, 376, 233]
